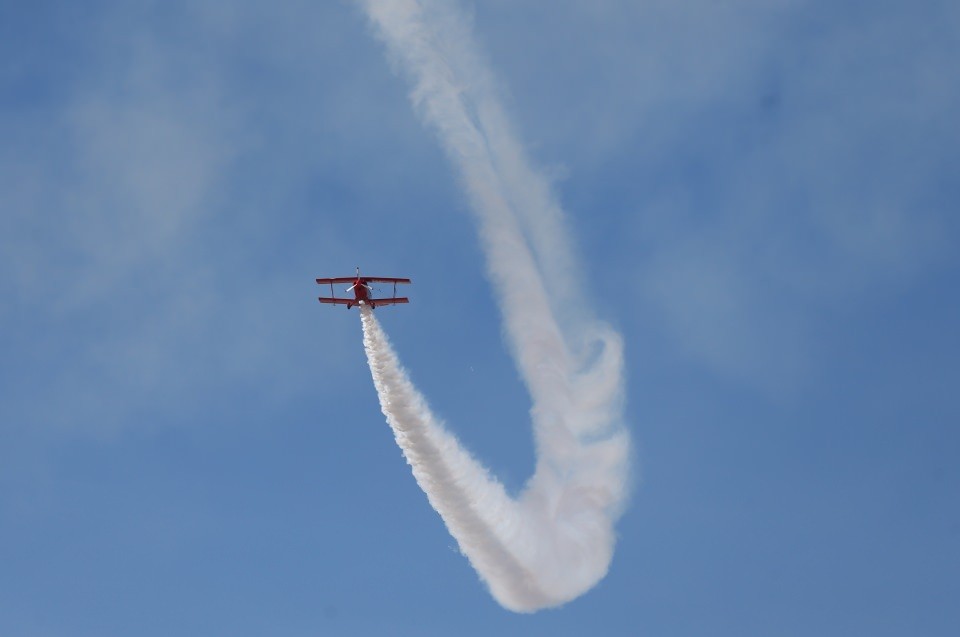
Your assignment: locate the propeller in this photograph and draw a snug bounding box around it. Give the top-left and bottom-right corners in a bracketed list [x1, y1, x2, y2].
[348, 267, 371, 294]
[346, 282, 372, 293]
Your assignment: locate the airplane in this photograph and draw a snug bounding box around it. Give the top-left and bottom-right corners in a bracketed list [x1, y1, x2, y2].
[316, 267, 411, 309]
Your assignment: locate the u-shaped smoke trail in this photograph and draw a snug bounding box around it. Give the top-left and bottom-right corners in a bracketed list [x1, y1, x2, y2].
[356, 0, 632, 611]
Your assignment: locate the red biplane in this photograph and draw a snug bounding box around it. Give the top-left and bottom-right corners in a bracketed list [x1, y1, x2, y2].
[316, 267, 411, 309]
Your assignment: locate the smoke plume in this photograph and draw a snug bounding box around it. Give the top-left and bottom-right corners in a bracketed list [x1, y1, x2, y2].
[356, 0, 632, 611]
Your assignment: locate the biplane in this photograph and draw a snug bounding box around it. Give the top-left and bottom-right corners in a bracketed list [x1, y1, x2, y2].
[316, 267, 411, 309]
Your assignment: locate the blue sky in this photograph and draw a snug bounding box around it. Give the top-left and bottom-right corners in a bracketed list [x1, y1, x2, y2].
[1, 0, 958, 634]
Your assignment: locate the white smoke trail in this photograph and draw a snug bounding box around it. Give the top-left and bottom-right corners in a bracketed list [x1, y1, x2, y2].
[355, 0, 632, 612]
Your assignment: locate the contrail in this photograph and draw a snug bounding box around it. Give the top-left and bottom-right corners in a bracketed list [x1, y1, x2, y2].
[355, 0, 632, 612]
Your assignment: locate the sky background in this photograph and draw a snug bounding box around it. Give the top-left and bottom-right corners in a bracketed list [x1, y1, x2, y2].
[1, 0, 958, 635]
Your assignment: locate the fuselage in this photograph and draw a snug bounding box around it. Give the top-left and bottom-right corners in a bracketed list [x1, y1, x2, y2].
[352, 278, 371, 305]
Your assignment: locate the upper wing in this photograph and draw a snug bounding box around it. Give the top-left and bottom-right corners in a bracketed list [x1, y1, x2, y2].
[360, 277, 412, 284]
[316, 277, 356, 284]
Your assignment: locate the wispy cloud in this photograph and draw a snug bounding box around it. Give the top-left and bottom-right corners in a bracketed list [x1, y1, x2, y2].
[0, 4, 367, 432]
[537, 0, 960, 390]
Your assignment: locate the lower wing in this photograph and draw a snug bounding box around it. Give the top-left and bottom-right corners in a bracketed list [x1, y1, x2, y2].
[370, 297, 409, 307]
